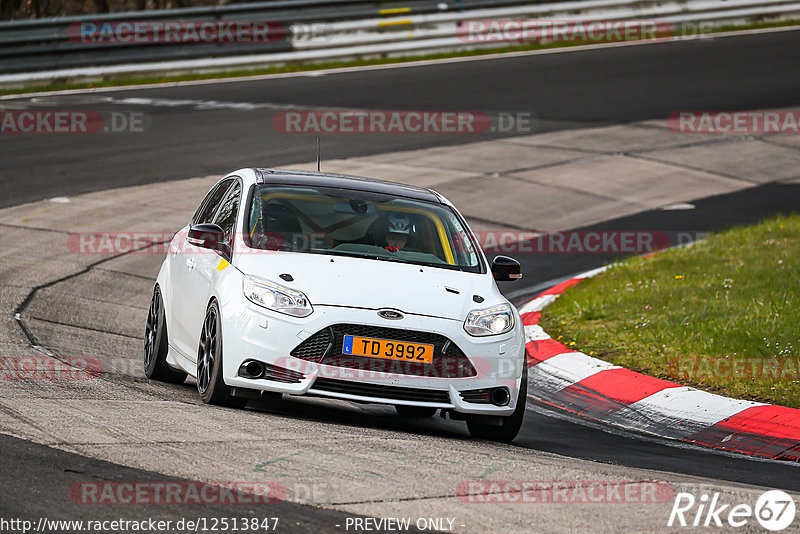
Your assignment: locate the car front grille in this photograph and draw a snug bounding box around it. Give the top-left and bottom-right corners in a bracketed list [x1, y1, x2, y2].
[290, 323, 476, 378]
[310, 377, 451, 404]
[290, 328, 333, 361]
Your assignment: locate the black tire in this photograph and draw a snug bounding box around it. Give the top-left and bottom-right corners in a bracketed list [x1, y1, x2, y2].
[197, 301, 247, 408]
[466, 366, 527, 442]
[144, 286, 188, 384]
[394, 405, 438, 417]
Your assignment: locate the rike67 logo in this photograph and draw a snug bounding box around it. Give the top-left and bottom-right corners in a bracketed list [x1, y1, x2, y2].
[669, 490, 796, 531]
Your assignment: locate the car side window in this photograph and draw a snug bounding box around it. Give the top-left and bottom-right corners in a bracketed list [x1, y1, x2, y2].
[194, 180, 233, 225]
[211, 180, 242, 256]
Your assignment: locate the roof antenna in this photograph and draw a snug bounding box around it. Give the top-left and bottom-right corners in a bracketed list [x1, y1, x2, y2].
[316, 137, 320, 172]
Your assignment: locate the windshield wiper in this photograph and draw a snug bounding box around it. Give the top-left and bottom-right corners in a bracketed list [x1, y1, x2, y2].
[315, 248, 407, 263]
[302, 247, 468, 272]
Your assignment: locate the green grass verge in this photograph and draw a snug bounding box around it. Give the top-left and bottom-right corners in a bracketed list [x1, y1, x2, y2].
[540, 213, 800, 407]
[2, 19, 800, 96]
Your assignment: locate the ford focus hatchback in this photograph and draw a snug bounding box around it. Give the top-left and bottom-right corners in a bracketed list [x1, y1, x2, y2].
[145, 168, 527, 441]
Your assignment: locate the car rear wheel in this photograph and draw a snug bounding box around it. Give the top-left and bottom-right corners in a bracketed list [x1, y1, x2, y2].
[197, 301, 247, 408]
[394, 405, 438, 417]
[143, 286, 187, 384]
[466, 367, 527, 442]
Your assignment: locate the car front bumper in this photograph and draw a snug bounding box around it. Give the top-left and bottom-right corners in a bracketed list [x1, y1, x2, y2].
[219, 296, 526, 416]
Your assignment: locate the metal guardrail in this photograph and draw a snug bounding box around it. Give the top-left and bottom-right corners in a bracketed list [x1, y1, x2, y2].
[0, 0, 547, 73]
[0, 0, 799, 84]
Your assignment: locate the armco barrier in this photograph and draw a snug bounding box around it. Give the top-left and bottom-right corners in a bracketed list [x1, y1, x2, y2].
[1, 0, 800, 85]
[0, 0, 537, 74]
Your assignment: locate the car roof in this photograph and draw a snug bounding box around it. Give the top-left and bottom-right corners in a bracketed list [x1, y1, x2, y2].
[253, 168, 442, 203]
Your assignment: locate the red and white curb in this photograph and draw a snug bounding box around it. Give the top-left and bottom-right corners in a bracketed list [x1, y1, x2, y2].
[520, 267, 800, 461]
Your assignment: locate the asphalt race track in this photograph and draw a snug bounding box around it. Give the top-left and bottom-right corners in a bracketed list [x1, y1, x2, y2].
[2, 28, 800, 531]
[0, 434, 421, 532]
[2, 29, 800, 207]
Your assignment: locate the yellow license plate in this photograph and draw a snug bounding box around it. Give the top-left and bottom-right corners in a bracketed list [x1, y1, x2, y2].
[342, 335, 434, 364]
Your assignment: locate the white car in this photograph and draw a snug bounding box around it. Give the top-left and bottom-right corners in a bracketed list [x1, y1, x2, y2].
[145, 168, 527, 441]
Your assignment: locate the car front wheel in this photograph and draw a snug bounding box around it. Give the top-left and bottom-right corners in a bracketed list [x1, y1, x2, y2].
[466, 366, 527, 442]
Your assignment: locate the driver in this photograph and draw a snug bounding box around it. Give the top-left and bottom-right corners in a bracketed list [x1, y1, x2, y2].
[381, 214, 411, 252]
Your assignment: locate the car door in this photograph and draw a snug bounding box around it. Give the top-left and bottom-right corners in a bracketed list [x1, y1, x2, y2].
[169, 179, 234, 359]
[182, 179, 243, 364]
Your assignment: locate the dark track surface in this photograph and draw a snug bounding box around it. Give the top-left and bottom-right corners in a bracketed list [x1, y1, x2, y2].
[0, 433, 421, 533]
[2, 29, 800, 207]
[2, 28, 800, 526]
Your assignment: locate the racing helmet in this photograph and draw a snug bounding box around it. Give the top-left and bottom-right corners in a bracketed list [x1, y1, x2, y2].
[387, 214, 411, 234]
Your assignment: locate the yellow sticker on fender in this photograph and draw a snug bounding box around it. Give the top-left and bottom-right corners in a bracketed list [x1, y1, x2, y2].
[216, 259, 230, 271]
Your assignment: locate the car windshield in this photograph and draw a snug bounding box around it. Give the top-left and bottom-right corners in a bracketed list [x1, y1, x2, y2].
[246, 184, 482, 273]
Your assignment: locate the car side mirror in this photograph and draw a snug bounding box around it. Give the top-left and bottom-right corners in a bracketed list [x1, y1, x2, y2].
[187, 223, 228, 255]
[491, 255, 522, 282]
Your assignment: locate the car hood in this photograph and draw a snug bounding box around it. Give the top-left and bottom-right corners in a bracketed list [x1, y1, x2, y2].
[235, 252, 495, 321]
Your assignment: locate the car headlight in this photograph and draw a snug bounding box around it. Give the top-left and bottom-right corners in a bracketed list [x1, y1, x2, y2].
[464, 303, 515, 336]
[242, 275, 313, 317]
